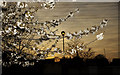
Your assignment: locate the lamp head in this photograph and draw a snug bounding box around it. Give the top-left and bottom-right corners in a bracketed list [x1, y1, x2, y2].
[61, 31, 65, 36]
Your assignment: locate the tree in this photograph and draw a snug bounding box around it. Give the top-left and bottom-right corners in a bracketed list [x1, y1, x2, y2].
[1, 1, 79, 67]
[1, 1, 108, 67]
[65, 38, 95, 59]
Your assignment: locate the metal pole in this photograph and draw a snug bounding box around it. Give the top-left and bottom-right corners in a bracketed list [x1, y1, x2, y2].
[61, 31, 65, 53]
[63, 35, 64, 52]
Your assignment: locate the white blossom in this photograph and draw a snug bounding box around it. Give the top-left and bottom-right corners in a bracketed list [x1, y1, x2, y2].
[91, 27, 96, 30]
[78, 30, 83, 34]
[6, 27, 12, 33]
[84, 29, 89, 34]
[77, 45, 79, 49]
[75, 8, 79, 13]
[103, 19, 108, 24]
[66, 32, 73, 40]
[17, 2, 28, 8]
[42, 0, 55, 9]
[70, 49, 76, 55]
[0, 1, 6, 7]
[0, 31, 2, 35]
[50, 31, 55, 36]
[16, 56, 21, 59]
[13, 43, 17, 46]
[13, 29, 17, 35]
[69, 11, 74, 17]
[77, 45, 84, 51]
[17, 20, 22, 27]
[19, 62, 22, 65]
[100, 19, 108, 28]
[79, 47, 84, 50]
[96, 33, 104, 40]
[37, 32, 40, 35]
[0, 12, 4, 18]
[8, 13, 16, 16]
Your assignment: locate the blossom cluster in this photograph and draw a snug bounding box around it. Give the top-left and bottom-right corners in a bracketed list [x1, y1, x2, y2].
[41, 0, 55, 9]
[65, 19, 108, 40]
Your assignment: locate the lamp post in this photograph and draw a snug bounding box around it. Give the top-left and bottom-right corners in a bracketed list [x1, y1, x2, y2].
[61, 31, 65, 52]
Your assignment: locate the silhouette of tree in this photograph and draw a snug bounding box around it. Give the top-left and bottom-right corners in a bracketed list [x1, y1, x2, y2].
[65, 38, 95, 59]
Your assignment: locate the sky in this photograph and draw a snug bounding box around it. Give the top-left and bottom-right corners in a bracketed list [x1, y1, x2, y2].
[33, 2, 119, 60]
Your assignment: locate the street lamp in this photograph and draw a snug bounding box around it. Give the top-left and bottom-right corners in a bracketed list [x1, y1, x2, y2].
[61, 31, 65, 52]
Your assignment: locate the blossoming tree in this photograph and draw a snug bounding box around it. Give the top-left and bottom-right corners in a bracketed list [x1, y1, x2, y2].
[0, 1, 108, 67]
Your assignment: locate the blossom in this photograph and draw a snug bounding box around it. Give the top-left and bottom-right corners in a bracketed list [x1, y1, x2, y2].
[75, 8, 79, 13]
[17, 2, 28, 8]
[0, 1, 6, 7]
[79, 47, 84, 50]
[0, 31, 2, 35]
[77, 45, 84, 51]
[19, 62, 22, 65]
[5, 27, 12, 33]
[100, 19, 108, 28]
[84, 29, 89, 35]
[78, 30, 83, 34]
[13, 43, 17, 46]
[19, 23, 25, 29]
[37, 32, 40, 35]
[16, 56, 21, 59]
[50, 32, 55, 35]
[13, 29, 17, 35]
[66, 32, 73, 40]
[69, 11, 74, 17]
[25, 11, 34, 20]
[25, 61, 30, 66]
[17, 20, 22, 27]
[46, 34, 51, 38]
[8, 13, 16, 16]
[0, 12, 4, 18]
[42, 1, 55, 9]
[96, 33, 104, 40]
[70, 49, 76, 55]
